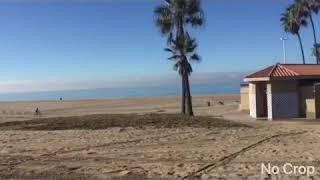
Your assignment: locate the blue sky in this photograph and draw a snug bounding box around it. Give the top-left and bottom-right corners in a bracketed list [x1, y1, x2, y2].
[0, 0, 319, 92]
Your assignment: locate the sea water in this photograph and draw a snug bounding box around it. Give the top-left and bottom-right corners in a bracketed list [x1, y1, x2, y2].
[0, 83, 240, 101]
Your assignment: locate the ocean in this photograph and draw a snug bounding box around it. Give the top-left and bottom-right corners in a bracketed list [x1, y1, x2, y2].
[0, 83, 240, 102]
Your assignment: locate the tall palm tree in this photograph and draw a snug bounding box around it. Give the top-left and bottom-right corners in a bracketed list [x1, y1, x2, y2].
[281, 5, 307, 64]
[307, 0, 320, 64]
[154, 0, 204, 116]
[295, 0, 320, 64]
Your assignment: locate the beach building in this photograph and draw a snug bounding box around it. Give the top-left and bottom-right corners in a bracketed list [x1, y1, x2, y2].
[240, 63, 320, 120]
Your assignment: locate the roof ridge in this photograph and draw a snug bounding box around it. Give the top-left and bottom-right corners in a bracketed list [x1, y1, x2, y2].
[267, 63, 279, 77]
[279, 64, 300, 75]
[281, 63, 320, 65]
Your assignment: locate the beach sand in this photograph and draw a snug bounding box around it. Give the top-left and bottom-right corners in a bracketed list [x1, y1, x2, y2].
[1, 95, 320, 179]
[0, 95, 239, 123]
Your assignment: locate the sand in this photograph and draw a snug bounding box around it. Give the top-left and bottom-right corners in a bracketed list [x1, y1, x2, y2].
[0, 95, 239, 123]
[1, 95, 320, 179]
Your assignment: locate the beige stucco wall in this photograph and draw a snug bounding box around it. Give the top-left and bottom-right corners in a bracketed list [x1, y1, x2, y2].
[299, 86, 315, 118]
[306, 99, 316, 119]
[306, 99, 316, 112]
[267, 83, 273, 120]
[249, 83, 257, 118]
[240, 85, 249, 111]
[315, 84, 320, 119]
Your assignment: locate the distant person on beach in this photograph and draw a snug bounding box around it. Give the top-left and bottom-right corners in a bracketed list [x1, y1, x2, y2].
[34, 108, 41, 116]
[60, 97, 63, 101]
[207, 101, 211, 107]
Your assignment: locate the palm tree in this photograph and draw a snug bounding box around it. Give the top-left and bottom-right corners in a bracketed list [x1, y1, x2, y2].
[154, 0, 204, 116]
[295, 0, 320, 64]
[165, 33, 201, 116]
[281, 4, 307, 64]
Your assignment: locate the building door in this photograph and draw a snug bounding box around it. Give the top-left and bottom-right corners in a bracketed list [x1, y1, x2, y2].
[315, 83, 320, 119]
[256, 83, 268, 118]
[261, 85, 268, 117]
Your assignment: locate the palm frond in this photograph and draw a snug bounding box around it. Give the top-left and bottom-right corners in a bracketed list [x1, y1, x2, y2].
[168, 55, 181, 60]
[154, 0, 204, 75]
[164, 47, 174, 52]
[280, 4, 307, 35]
[173, 61, 181, 71]
[185, 62, 193, 75]
[154, 5, 174, 35]
[190, 53, 201, 62]
[166, 32, 174, 45]
[185, 0, 204, 27]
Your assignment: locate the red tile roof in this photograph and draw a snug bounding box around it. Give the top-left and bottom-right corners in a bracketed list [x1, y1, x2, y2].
[245, 63, 320, 80]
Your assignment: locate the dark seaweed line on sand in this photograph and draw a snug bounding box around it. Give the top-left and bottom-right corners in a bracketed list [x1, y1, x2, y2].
[0, 113, 250, 131]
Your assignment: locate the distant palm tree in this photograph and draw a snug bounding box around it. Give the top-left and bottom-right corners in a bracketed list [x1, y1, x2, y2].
[154, 0, 204, 116]
[295, 0, 320, 64]
[281, 4, 307, 64]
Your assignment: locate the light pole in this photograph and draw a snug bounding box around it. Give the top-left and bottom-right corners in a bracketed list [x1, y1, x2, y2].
[280, 37, 288, 64]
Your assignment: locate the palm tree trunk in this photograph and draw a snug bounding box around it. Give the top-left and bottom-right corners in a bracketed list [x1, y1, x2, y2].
[309, 15, 319, 64]
[181, 75, 186, 114]
[297, 32, 306, 64]
[184, 74, 194, 116]
[176, 17, 187, 114]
